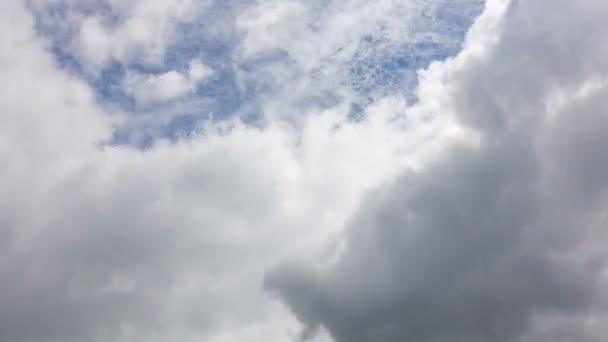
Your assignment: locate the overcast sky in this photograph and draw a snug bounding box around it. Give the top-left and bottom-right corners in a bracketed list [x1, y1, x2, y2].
[2, 0, 608, 341]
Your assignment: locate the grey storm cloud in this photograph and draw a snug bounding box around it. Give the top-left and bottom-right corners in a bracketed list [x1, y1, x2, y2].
[265, 1, 608, 342]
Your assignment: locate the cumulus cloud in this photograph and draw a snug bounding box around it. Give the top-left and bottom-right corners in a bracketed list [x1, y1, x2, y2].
[3, 0, 608, 342]
[266, 1, 608, 342]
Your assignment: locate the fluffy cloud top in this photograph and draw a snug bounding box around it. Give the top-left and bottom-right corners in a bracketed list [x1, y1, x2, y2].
[2, 0, 608, 342]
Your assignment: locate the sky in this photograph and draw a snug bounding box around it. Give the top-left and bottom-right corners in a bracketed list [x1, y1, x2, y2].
[1, 0, 608, 341]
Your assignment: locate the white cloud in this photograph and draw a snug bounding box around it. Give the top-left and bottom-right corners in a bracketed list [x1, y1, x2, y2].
[74, 0, 201, 70]
[231, 0, 482, 124]
[30, 0, 478, 139]
[236, 0, 416, 69]
[124, 60, 213, 105]
[233, 0, 422, 120]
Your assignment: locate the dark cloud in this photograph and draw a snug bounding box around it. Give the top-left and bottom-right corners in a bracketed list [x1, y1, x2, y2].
[266, 1, 608, 341]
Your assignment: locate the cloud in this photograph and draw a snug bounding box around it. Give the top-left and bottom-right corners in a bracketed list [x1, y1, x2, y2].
[266, 0, 608, 341]
[1, 2, 464, 341]
[76, 0, 200, 69]
[123, 59, 213, 106]
[4, 0, 608, 342]
[28, 0, 480, 142]
[234, 0, 482, 120]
